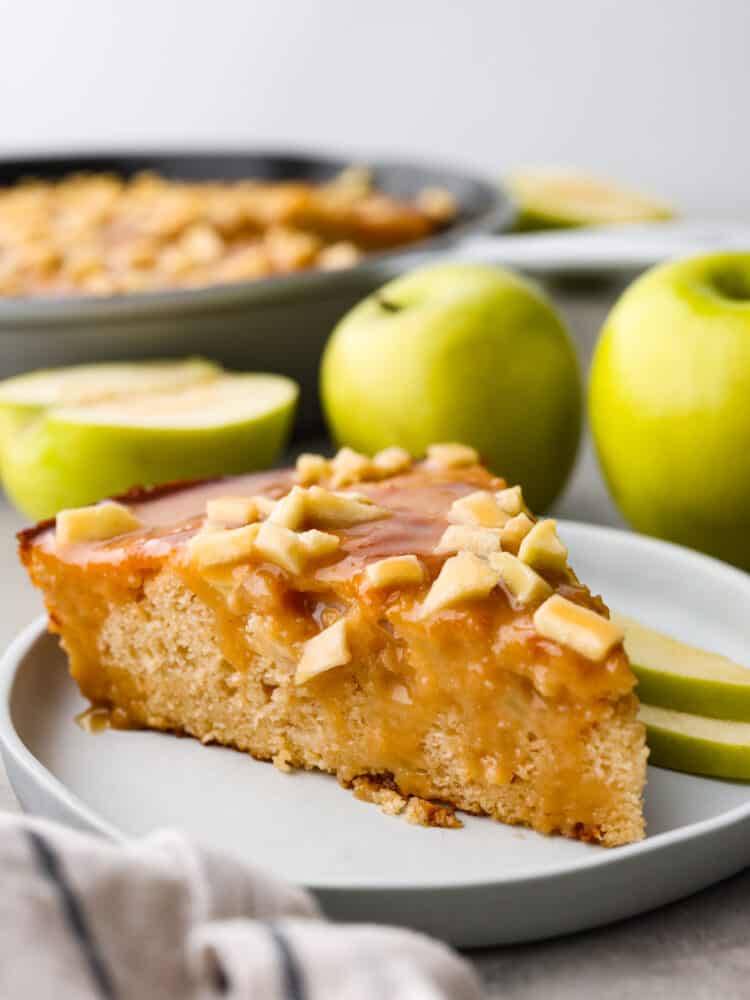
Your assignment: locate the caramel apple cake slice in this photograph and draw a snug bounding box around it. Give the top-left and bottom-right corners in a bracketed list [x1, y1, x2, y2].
[19, 445, 647, 846]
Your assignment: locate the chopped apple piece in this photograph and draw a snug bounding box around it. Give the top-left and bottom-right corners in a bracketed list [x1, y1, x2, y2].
[333, 490, 373, 504]
[297, 529, 340, 560]
[372, 446, 412, 477]
[364, 554, 425, 589]
[448, 490, 510, 528]
[434, 524, 502, 557]
[495, 485, 525, 516]
[305, 486, 389, 528]
[295, 618, 351, 684]
[253, 521, 339, 573]
[269, 485, 308, 530]
[490, 552, 552, 607]
[56, 500, 142, 545]
[205, 496, 259, 526]
[518, 518, 568, 573]
[426, 442, 479, 468]
[295, 453, 330, 486]
[188, 522, 260, 568]
[253, 522, 307, 575]
[250, 495, 276, 518]
[534, 594, 624, 661]
[330, 446, 373, 487]
[419, 551, 499, 619]
[501, 512, 534, 554]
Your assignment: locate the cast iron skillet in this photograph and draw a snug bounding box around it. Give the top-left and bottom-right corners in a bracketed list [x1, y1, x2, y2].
[0, 150, 512, 427]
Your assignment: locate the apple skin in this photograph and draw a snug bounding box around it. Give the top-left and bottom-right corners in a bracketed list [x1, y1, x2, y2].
[635, 663, 750, 722]
[0, 402, 39, 461]
[618, 614, 750, 721]
[590, 253, 750, 569]
[3, 384, 297, 520]
[640, 705, 750, 780]
[320, 263, 582, 512]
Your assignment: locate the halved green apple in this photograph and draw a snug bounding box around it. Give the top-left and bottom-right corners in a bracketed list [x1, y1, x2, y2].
[616, 614, 750, 721]
[2, 371, 298, 519]
[506, 168, 674, 231]
[0, 358, 220, 455]
[639, 704, 750, 780]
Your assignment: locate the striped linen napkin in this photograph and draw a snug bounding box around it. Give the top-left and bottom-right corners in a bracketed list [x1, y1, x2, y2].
[0, 814, 484, 999]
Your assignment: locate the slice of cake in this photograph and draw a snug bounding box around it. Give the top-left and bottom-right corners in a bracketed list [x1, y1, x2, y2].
[19, 444, 647, 846]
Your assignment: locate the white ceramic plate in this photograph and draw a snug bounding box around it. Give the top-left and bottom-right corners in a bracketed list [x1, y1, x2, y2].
[3, 521, 750, 948]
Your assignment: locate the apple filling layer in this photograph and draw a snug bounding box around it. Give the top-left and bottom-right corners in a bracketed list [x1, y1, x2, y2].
[20, 449, 647, 846]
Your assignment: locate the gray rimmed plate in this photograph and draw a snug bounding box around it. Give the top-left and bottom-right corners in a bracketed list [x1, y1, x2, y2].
[2, 521, 750, 948]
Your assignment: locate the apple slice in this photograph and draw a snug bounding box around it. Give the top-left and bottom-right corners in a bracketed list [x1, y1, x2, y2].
[506, 168, 674, 231]
[616, 614, 750, 721]
[639, 704, 750, 780]
[0, 358, 220, 453]
[2, 372, 298, 518]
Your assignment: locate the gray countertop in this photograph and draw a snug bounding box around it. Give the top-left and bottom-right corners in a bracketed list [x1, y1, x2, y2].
[1, 284, 745, 998]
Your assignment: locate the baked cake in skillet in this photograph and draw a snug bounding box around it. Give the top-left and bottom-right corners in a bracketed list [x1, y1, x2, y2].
[19, 444, 647, 845]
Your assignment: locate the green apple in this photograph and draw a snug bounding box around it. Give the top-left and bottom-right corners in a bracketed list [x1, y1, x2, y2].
[0, 358, 220, 456]
[2, 370, 298, 519]
[506, 168, 674, 231]
[640, 704, 750, 780]
[617, 614, 750, 721]
[320, 262, 582, 512]
[590, 252, 750, 569]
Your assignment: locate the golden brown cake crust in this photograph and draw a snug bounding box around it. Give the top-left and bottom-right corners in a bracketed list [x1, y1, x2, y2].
[20, 459, 648, 847]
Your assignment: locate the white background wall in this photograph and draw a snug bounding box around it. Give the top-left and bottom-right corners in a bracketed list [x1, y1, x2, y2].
[1, 0, 748, 217]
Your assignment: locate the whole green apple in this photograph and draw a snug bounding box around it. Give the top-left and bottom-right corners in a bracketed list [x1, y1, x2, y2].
[590, 252, 750, 569]
[320, 262, 582, 511]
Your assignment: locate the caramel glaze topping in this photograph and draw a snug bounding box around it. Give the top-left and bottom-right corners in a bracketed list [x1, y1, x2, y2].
[27, 462, 633, 703]
[23, 462, 636, 831]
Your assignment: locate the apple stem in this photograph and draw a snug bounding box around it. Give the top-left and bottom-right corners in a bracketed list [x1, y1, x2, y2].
[376, 295, 403, 313]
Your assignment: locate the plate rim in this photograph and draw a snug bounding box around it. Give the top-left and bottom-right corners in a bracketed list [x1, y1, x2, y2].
[4, 519, 750, 893]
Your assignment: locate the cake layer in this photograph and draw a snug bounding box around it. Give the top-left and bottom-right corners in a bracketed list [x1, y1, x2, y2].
[20, 450, 647, 846]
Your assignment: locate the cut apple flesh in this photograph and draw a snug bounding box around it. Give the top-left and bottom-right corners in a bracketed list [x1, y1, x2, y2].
[0, 358, 223, 457]
[616, 614, 750, 721]
[55, 374, 298, 429]
[506, 168, 674, 229]
[639, 704, 750, 780]
[0, 358, 220, 408]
